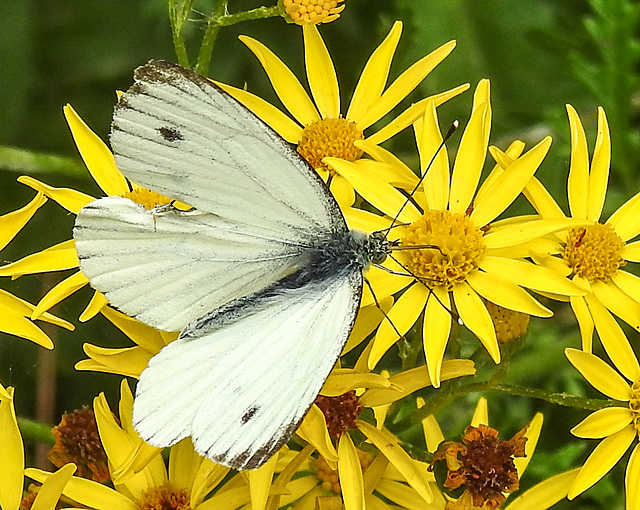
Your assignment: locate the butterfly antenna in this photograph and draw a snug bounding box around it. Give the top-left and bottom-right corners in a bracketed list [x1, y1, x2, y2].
[379, 120, 459, 239]
[363, 277, 407, 342]
[375, 254, 463, 325]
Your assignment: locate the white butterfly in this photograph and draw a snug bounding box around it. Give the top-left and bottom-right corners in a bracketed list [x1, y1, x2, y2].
[73, 61, 390, 469]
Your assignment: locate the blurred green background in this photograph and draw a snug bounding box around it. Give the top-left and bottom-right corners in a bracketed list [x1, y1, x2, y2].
[1, 0, 639, 508]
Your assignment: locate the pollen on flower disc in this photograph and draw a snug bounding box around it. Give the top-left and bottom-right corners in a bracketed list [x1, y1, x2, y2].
[297, 117, 363, 172]
[403, 210, 486, 290]
[563, 224, 626, 282]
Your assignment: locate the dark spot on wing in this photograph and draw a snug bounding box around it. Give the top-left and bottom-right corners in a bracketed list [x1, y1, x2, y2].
[241, 406, 259, 424]
[158, 126, 183, 142]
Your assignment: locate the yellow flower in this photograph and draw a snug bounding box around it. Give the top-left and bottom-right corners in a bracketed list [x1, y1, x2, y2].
[0, 193, 72, 348]
[327, 81, 587, 386]
[422, 397, 580, 509]
[565, 346, 640, 509]
[26, 380, 251, 510]
[517, 105, 640, 361]
[216, 21, 467, 207]
[288, 359, 475, 509]
[282, 0, 346, 25]
[0, 381, 76, 510]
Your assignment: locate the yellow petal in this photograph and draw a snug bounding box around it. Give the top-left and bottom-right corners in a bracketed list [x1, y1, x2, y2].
[356, 420, 432, 503]
[568, 427, 636, 499]
[570, 295, 594, 352]
[626, 443, 640, 510]
[18, 175, 95, 214]
[471, 136, 552, 226]
[361, 265, 412, 307]
[297, 404, 338, 469]
[167, 438, 201, 492]
[0, 301, 55, 349]
[416, 100, 449, 211]
[0, 239, 78, 277]
[0, 192, 46, 251]
[355, 40, 457, 130]
[303, 25, 339, 118]
[32, 270, 88, 319]
[366, 84, 469, 146]
[214, 82, 303, 143]
[423, 287, 452, 387]
[587, 107, 611, 221]
[347, 21, 403, 125]
[571, 407, 634, 438]
[343, 299, 391, 355]
[515, 412, 543, 477]
[324, 158, 420, 222]
[63, 104, 129, 196]
[25, 467, 137, 510]
[482, 218, 589, 250]
[79, 291, 108, 322]
[479, 256, 584, 296]
[584, 294, 640, 381]
[417, 400, 444, 454]
[525, 176, 566, 219]
[343, 208, 390, 233]
[611, 270, 640, 305]
[321, 369, 390, 396]
[368, 283, 430, 369]
[564, 348, 632, 401]
[31, 463, 77, 510]
[566, 104, 590, 220]
[249, 454, 278, 510]
[330, 175, 355, 209]
[101, 305, 171, 354]
[591, 279, 640, 332]
[450, 101, 489, 214]
[470, 397, 489, 427]
[239, 35, 320, 126]
[623, 240, 640, 261]
[0, 386, 23, 510]
[375, 478, 429, 509]
[466, 269, 551, 317]
[338, 434, 365, 510]
[453, 283, 500, 363]
[607, 190, 640, 242]
[507, 468, 579, 510]
[360, 359, 475, 407]
[76, 344, 152, 378]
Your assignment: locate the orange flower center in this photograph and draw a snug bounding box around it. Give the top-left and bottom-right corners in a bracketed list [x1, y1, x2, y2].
[297, 117, 363, 173]
[137, 483, 191, 510]
[563, 224, 626, 282]
[314, 449, 373, 494]
[315, 390, 363, 438]
[283, 0, 346, 25]
[403, 210, 485, 290]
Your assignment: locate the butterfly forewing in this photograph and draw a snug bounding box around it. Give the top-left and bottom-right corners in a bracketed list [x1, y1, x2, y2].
[73, 60, 371, 470]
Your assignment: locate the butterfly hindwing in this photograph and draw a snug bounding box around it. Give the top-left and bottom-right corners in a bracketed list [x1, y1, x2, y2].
[75, 195, 314, 332]
[132, 270, 362, 470]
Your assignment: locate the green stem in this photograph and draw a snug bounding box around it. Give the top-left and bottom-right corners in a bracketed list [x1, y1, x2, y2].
[389, 379, 614, 435]
[18, 417, 55, 446]
[168, 0, 195, 68]
[195, 3, 281, 75]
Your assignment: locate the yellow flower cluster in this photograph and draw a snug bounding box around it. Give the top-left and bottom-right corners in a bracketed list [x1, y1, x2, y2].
[2, 11, 640, 510]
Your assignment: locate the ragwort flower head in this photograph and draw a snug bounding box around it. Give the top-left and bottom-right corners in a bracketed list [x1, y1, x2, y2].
[216, 21, 467, 207]
[521, 105, 640, 359]
[422, 398, 579, 510]
[565, 346, 640, 509]
[26, 380, 252, 510]
[282, 0, 346, 25]
[327, 81, 586, 386]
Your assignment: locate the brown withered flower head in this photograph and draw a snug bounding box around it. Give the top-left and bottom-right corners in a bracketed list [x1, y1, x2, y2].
[430, 423, 529, 509]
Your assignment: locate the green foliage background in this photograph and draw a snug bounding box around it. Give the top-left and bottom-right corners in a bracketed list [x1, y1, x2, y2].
[1, 1, 639, 508]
